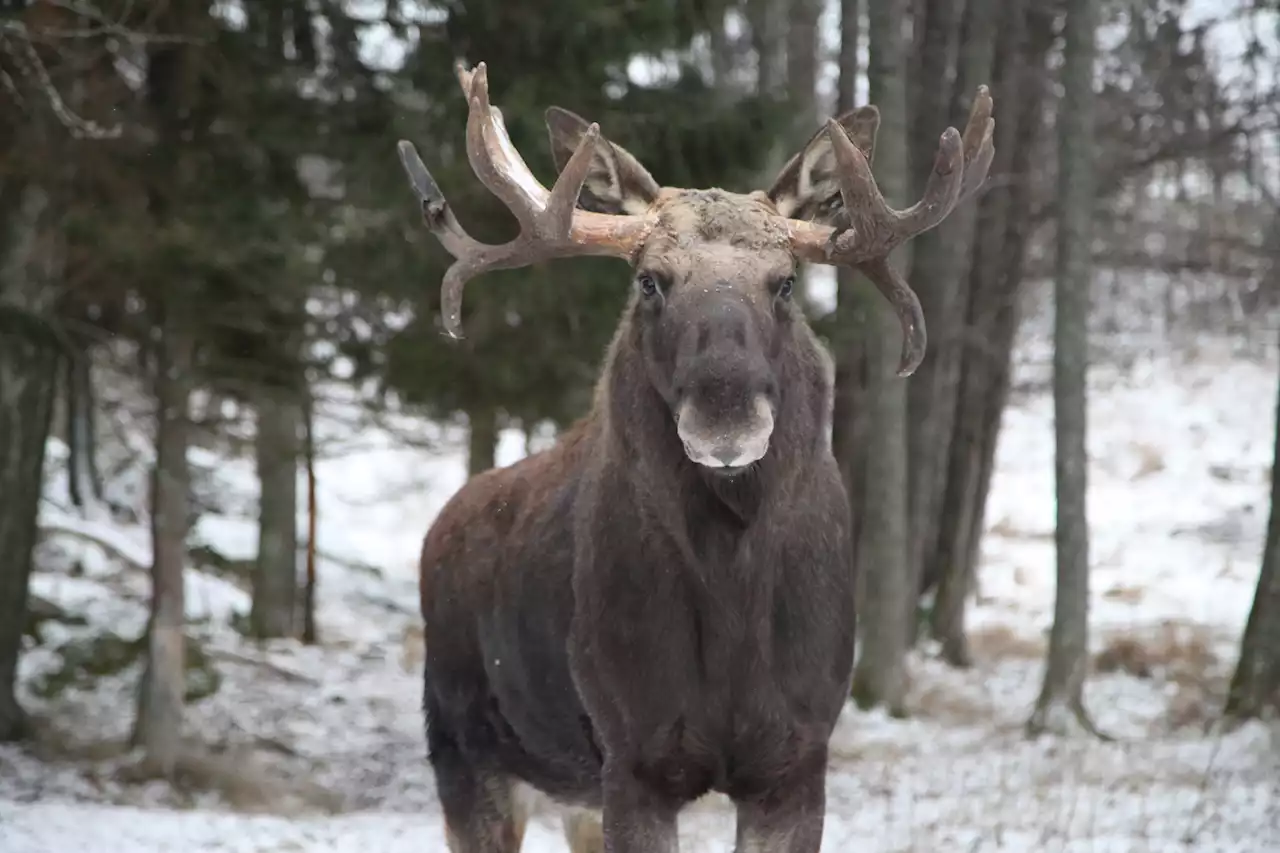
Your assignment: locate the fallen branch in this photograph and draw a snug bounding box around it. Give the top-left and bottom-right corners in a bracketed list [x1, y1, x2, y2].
[39, 517, 148, 572]
[207, 648, 319, 687]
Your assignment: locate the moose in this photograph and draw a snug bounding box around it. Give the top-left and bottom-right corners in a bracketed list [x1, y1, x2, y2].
[398, 62, 994, 853]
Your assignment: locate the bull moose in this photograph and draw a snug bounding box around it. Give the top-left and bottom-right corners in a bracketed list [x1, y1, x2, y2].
[398, 61, 994, 853]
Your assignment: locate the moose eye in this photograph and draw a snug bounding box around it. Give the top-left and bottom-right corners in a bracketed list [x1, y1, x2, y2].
[637, 273, 660, 297]
[777, 276, 795, 300]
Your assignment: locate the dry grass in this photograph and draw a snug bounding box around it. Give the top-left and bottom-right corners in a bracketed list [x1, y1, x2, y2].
[1101, 583, 1147, 604]
[1093, 621, 1220, 685]
[115, 747, 345, 815]
[1130, 441, 1167, 479]
[987, 516, 1054, 541]
[399, 623, 425, 674]
[18, 721, 343, 815]
[1093, 621, 1228, 732]
[967, 624, 1047, 662]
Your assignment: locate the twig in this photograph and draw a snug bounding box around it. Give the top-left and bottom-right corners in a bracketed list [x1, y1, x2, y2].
[206, 648, 319, 686]
[39, 516, 148, 572]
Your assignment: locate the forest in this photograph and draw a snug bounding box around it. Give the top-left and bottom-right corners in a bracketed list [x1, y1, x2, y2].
[0, 0, 1277, 850]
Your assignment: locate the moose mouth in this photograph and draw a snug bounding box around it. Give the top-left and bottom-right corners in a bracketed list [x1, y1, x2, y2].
[675, 396, 775, 473]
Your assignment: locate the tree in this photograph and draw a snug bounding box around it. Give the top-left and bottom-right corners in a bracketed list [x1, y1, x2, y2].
[905, 0, 995, 611]
[251, 386, 302, 638]
[1028, 0, 1106, 738]
[850, 0, 912, 715]
[0, 184, 61, 742]
[924, 0, 1055, 667]
[134, 313, 193, 776]
[1225, 209, 1280, 720]
[830, 0, 868, 558]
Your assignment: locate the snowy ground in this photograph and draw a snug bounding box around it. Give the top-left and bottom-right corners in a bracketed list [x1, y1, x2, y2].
[2, 291, 1278, 850]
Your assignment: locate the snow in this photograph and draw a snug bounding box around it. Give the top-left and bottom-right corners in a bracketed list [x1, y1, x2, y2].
[2, 273, 1279, 851]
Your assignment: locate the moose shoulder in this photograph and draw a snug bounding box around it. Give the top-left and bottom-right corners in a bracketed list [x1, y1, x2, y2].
[402, 62, 994, 853]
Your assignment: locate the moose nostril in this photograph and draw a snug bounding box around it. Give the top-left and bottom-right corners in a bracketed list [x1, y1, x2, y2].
[713, 446, 740, 467]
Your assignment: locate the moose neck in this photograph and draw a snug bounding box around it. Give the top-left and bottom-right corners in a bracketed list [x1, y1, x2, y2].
[595, 310, 816, 530]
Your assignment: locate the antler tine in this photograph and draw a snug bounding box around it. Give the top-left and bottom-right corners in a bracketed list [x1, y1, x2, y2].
[397, 62, 656, 339]
[861, 257, 927, 378]
[456, 61, 550, 224]
[958, 86, 996, 202]
[783, 85, 996, 377]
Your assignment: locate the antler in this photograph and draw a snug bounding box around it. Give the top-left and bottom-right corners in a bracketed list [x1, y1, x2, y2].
[786, 87, 996, 377]
[396, 61, 655, 338]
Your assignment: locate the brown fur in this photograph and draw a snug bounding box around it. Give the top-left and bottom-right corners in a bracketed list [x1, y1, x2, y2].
[418, 109, 881, 853]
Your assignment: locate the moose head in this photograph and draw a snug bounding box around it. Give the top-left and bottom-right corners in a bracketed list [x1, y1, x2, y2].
[398, 62, 993, 473]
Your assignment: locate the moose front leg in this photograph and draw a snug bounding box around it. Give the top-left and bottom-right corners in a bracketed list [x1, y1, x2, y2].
[731, 758, 827, 853]
[600, 762, 680, 853]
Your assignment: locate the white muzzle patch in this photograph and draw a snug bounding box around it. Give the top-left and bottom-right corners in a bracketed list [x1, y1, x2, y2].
[676, 394, 775, 470]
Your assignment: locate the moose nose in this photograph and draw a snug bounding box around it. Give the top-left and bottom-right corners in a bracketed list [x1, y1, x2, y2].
[713, 446, 743, 467]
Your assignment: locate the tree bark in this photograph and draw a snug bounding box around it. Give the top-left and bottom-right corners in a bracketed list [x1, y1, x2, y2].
[746, 0, 787, 98]
[905, 0, 995, 613]
[831, 0, 867, 562]
[1028, 0, 1105, 738]
[927, 0, 1054, 668]
[135, 319, 193, 777]
[786, 0, 821, 133]
[786, 0, 822, 310]
[904, 0, 958, 578]
[250, 387, 301, 639]
[467, 405, 498, 477]
[301, 383, 319, 645]
[850, 0, 912, 716]
[0, 182, 61, 743]
[64, 347, 104, 512]
[0, 314, 58, 743]
[1225, 225, 1280, 719]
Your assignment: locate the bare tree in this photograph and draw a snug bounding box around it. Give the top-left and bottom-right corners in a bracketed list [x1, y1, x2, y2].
[301, 385, 319, 645]
[466, 404, 498, 476]
[904, 0, 960, 594]
[906, 0, 997, 611]
[746, 0, 786, 97]
[787, 0, 821, 309]
[831, 0, 866, 559]
[927, 0, 1055, 667]
[134, 316, 193, 776]
[1225, 211, 1280, 720]
[1028, 0, 1106, 738]
[850, 0, 912, 715]
[250, 387, 301, 638]
[0, 183, 61, 742]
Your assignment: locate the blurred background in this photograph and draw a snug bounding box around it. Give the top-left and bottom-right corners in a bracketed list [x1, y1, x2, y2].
[0, 0, 1277, 850]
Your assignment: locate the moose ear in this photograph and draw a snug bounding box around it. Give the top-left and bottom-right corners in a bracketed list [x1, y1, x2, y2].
[766, 106, 880, 221]
[545, 106, 661, 216]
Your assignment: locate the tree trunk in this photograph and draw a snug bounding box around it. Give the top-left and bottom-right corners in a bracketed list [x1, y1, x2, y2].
[786, 0, 821, 310]
[747, 0, 787, 97]
[850, 0, 912, 716]
[927, 0, 1053, 668]
[1028, 0, 1105, 738]
[0, 313, 59, 743]
[1225, 229, 1280, 719]
[746, 0, 790, 184]
[301, 383, 319, 645]
[905, 0, 995, 613]
[467, 405, 498, 477]
[250, 387, 301, 639]
[831, 0, 867, 561]
[786, 0, 821, 132]
[0, 182, 61, 743]
[64, 348, 104, 513]
[135, 320, 192, 777]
